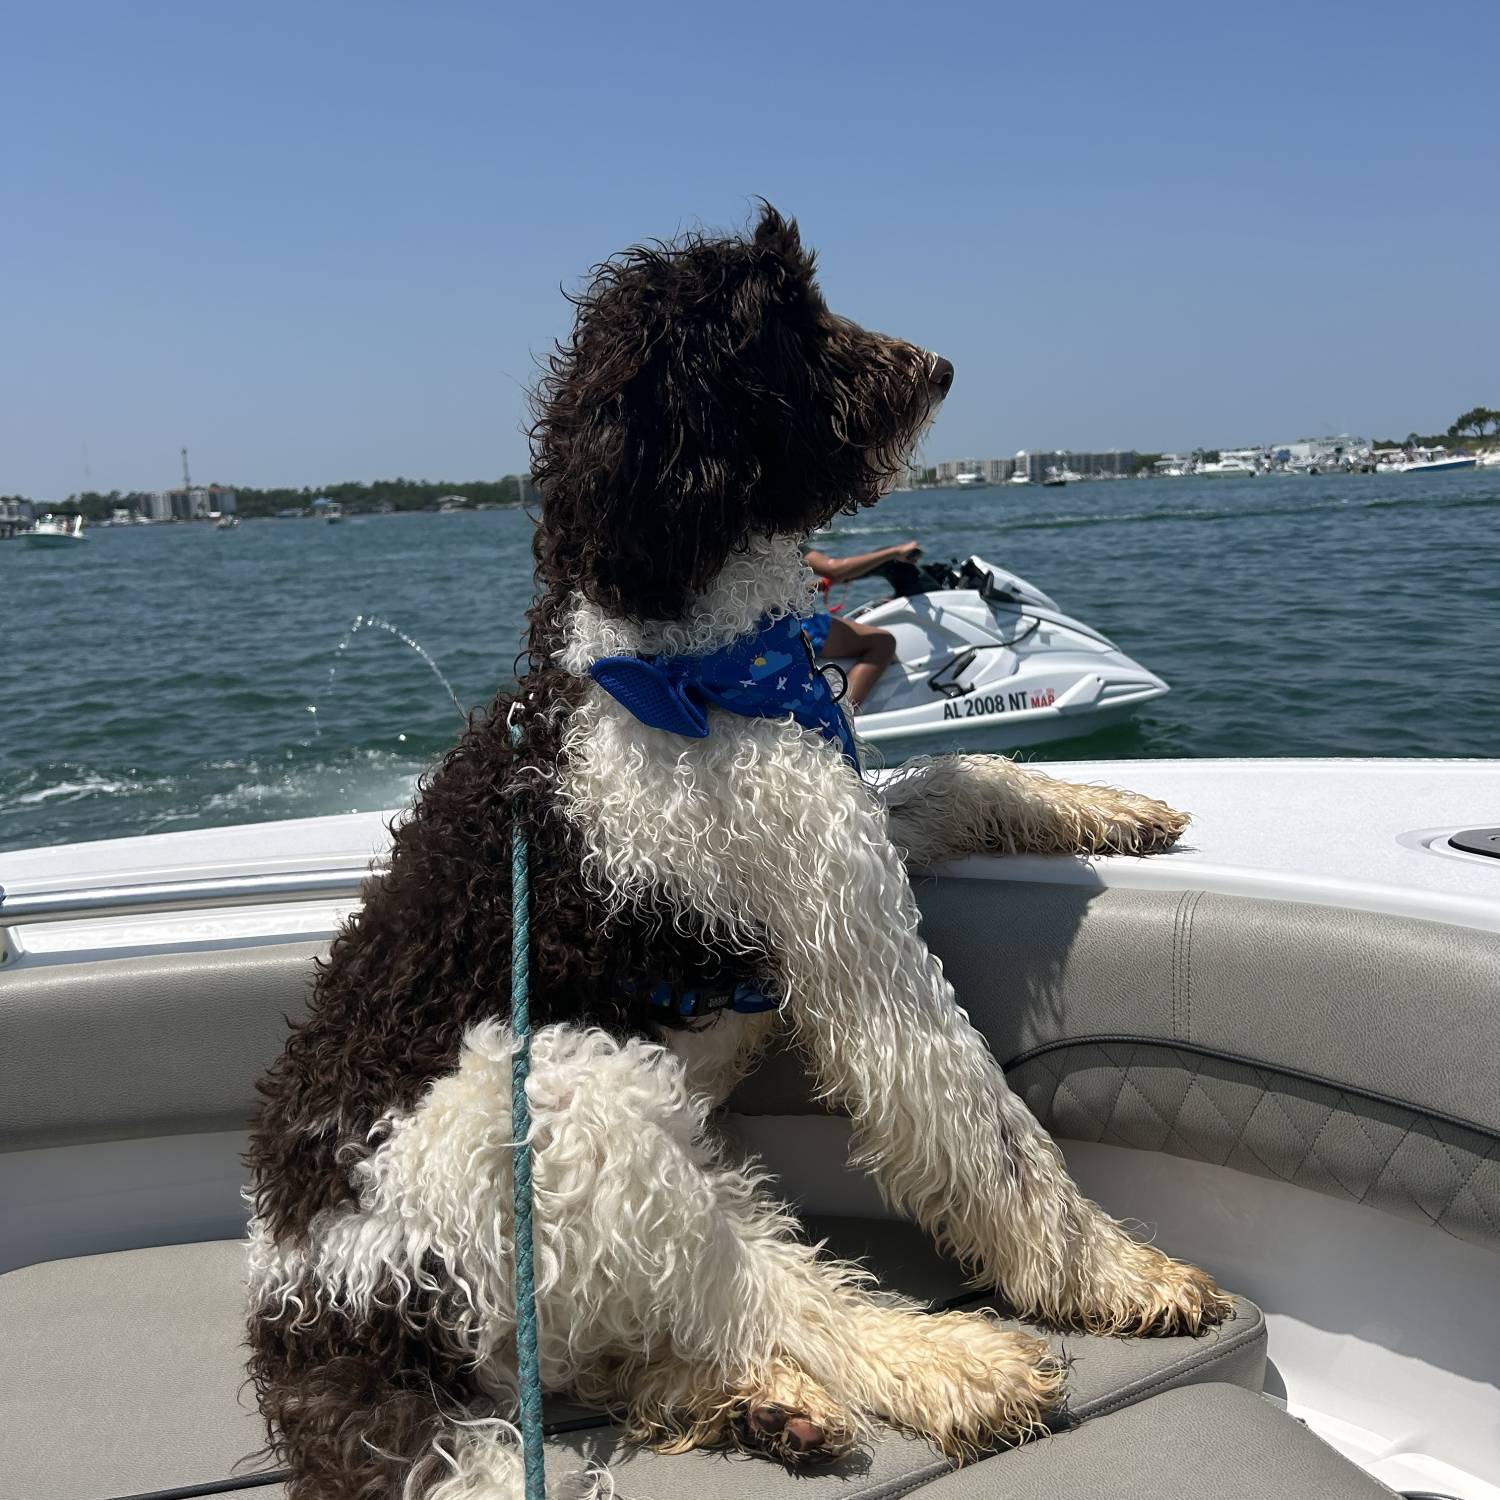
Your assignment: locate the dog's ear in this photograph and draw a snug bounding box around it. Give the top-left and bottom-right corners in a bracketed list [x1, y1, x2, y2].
[751, 203, 815, 287]
[532, 208, 847, 622]
[752, 203, 801, 256]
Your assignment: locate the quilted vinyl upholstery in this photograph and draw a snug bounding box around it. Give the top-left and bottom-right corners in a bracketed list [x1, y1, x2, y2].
[1010, 1041, 1500, 1250]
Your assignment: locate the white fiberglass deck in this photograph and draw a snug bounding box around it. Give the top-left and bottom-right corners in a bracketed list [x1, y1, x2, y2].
[2, 760, 1498, 964]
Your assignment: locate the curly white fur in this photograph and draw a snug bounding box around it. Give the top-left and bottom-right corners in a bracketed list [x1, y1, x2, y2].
[555, 532, 815, 673]
[249, 1021, 1060, 1495]
[555, 690, 1177, 1322]
[253, 531, 1219, 1497]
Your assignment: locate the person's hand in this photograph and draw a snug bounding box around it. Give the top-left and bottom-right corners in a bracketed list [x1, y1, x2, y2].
[894, 540, 922, 561]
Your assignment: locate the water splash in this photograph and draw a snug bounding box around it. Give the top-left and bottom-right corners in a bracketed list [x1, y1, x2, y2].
[306, 614, 468, 739]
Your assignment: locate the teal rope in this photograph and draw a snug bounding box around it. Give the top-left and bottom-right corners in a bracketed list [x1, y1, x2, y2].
[509, 718, 545, 1500]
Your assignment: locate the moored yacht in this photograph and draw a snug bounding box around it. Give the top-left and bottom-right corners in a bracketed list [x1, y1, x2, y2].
[1376, 448, 1479, 475]
[22, 513, 87, 547]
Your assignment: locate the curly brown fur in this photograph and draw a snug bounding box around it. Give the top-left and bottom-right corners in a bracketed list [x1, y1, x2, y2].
[527, 202, 935, 640]
[244, 205, 979, 1499]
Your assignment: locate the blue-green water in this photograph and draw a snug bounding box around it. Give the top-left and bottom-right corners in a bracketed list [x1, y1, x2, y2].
[3, 470, 1496, 853]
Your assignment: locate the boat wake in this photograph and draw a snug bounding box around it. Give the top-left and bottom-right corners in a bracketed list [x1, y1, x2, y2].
[0, 747, 431, 853]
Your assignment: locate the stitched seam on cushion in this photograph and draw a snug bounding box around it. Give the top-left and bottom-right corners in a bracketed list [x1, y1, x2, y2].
[1170, 895, 1185, 1040]
[1053, 1071, 1108, 1141]
[1303, 1103, 1368, 1201]
[1181, 892, 1200, 1043]
[1339, 1090, 1415, 1202]
[1360, 1104, 1433, 1210]
[1098, 1045, 1137, 1142]
[1002, 1035, 1500, 1145]
[1254, 1070, 1329, 1179]
[1113, 1066, 1174, 1147]
[1435, 1137, 1500, 1235]
[1450, 1144, 1500, 1240]
[1158, 1051, 1203, 1151]
[843, 1456, 958, 1500]
[1160, 1047, 1214, 1153]
[1014, 1045, 1499, 1243]
[1074, 1314, 1267, 1421]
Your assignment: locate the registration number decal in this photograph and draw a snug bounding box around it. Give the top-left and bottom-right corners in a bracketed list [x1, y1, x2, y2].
[942, 687, 1056, 721]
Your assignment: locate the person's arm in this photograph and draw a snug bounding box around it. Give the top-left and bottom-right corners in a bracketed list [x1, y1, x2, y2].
[803, 541, 920, 584]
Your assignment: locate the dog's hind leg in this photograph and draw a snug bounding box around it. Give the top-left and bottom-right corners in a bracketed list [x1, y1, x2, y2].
[617, 1350, 858, 1466]
[522, 1025, 1059, 1464]
[881, 752, 1189, 863]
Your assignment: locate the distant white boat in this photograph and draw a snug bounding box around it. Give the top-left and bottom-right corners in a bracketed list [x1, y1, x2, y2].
[215, 515, 240, 531]
[954, 472, 985, 488]
[1379, 454, 1478, 475]
[1007, 472, 1031, 485]
[1197, 458, 1258, 477]
[325, 501, 344, 524]
[23, 514, 87, 548]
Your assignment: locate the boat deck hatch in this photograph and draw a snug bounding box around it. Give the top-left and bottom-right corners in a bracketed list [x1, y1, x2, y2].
[1448, 827, 1500, 860]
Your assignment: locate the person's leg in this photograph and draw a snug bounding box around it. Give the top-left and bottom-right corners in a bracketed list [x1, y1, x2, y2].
[821, 616, 896, 710]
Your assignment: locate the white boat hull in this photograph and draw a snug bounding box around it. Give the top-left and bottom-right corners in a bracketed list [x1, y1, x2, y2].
[856, 689, 1163, 758]
[1381, 456, 1478, 474]
[22, 532, 85, 548]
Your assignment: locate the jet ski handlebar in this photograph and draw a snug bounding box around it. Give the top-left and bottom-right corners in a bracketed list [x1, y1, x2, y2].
[872, 556, 1025, 605]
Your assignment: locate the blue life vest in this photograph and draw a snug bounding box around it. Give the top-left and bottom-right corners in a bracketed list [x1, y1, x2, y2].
[588, 612, 859, 770]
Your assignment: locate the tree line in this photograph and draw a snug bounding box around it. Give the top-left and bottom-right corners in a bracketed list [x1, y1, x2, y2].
[228, 476, 527, 517]
[6, 476, 530, 522]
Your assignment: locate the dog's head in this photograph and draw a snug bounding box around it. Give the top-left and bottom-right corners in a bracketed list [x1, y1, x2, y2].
[531, 204, 952, 622]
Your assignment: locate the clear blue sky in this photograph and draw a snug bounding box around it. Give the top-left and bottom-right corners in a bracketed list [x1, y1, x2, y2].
[3, 1, 1495, 497]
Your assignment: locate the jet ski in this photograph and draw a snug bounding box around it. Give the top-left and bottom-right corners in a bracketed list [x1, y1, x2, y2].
[825, 555, 1170, 759]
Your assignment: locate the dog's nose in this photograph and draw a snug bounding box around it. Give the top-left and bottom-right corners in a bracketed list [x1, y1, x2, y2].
[928, 355, 954, 398]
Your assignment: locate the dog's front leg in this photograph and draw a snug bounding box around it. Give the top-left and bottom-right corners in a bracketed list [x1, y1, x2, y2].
[561, 707, 1228, 1334]
[881, 752, 1188, 864]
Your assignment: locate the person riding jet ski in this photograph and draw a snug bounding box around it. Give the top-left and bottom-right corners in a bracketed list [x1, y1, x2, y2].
[801, 540, 922, 710]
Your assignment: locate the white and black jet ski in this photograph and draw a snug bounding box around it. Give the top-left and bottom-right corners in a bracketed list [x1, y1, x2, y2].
[825, 555, 1171, 759]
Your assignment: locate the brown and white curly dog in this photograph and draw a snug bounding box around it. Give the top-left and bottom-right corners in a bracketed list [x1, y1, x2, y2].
[246, 204, 1230, 1500]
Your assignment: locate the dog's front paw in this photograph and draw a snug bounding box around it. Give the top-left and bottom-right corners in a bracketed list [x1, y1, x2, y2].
[1072, 1243, 1234, 1336]
[1074, 788, 1189, 856]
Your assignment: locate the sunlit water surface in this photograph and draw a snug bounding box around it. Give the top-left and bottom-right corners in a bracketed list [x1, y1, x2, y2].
[3, 469, 1495, 852]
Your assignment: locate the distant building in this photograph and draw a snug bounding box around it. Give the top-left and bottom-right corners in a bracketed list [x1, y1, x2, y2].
[156, 485, 233, 520]
[1278, 435, 1369, 467]
[1019, 449, 1137, 481]
[935, 457, 1014, 485]
[0, 497, 34, 537]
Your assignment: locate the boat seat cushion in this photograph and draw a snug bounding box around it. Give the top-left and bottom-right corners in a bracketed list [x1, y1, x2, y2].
[556, 1386, 1391, 1500]
[0, 1226, 1264, 1500]
[886, 1383, 1393, 1500]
